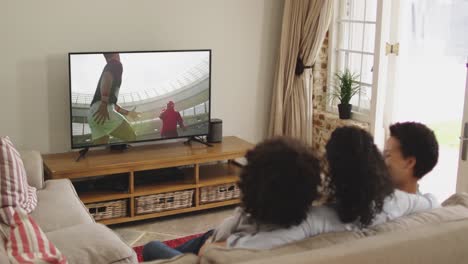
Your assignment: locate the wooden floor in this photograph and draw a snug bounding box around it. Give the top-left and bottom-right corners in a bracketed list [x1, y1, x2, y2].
[111, 206, 236, 247]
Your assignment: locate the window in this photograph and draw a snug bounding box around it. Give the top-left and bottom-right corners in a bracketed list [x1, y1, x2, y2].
[328, 0, 378, 120]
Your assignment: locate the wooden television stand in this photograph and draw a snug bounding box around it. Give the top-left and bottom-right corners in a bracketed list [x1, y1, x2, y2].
[42, 136, 253, 225]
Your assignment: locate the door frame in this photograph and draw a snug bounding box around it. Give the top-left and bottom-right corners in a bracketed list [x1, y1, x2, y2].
[369, 0, 392, 149]
[456, 62, 468, 192]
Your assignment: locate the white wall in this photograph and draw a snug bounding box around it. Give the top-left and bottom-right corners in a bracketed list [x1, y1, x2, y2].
[0, 0, 284, 153]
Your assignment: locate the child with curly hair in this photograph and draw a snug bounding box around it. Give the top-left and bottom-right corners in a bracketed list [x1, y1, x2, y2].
[142, 137, 321, 260]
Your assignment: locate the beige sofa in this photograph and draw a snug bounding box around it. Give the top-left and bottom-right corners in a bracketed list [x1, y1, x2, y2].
[148, 194, 468, 264]
[5, 150, 468, 264]
[0, 151, 138, 264]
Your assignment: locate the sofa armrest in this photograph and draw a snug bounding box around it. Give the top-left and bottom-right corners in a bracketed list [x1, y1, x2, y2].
[19, 150, 45, 190]
[46, 223, 138, 264]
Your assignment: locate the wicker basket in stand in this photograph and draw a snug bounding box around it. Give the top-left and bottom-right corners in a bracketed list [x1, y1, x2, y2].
[86, 199, 128, 221]
[200, 183, 240, 204]
[135, 190, 194, 215]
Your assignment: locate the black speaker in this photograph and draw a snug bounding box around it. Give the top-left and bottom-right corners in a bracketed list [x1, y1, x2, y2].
[207, 118, 223, 143]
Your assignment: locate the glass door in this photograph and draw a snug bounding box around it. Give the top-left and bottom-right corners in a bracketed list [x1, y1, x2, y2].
[385, 0, 468, 201]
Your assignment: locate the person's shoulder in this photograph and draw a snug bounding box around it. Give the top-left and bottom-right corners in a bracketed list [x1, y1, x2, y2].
[420, 192, 440, 208]
[305, 205, 340, 222]
[309, 205, 336, 214]
[391, 189, 440, 208]
[391, 189, 406, 199]
[229, 206, 248, 221]
[389, 189, 419, 202]
[233, 206, 245, 215]
[303, 205, 347, 234]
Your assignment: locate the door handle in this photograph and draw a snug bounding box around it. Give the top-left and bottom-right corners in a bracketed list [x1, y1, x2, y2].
[461, 123, 468, 161]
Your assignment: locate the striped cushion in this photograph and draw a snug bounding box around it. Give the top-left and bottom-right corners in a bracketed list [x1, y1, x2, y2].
[0, 137, 37, 213]
[0, 207, 67, 264]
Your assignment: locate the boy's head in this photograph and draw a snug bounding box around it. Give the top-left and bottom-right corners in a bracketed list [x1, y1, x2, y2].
[384, 122, 439, 192]
[239, 137, 321, 228]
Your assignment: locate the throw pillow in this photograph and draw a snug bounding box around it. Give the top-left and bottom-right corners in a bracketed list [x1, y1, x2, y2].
[0, 207, 67, 264]
[0, 136, 37, 213]
[442, 192, 468, 208]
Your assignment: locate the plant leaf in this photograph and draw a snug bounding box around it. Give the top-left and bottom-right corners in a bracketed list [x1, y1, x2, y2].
[331, 68, 361, 104]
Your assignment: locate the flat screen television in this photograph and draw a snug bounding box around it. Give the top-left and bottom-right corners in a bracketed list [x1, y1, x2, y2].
[68, 50, 211, 149]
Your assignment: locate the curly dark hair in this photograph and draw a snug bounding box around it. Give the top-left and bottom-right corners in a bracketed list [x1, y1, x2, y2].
[389, 122, 439, 179]
[239, 137, 321, 228]
[325, 126, 394, 227]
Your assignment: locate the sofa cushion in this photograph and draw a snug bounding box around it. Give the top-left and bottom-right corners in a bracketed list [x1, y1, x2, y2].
[31, 179, 94, 233]
[19, 150, 45, 190]
[46, 223, 137, 264]
[201, 231, 365, 264]
[0, 137, 37, 213]
[240, 219, 468, 264]
[0, 207, 67, 264]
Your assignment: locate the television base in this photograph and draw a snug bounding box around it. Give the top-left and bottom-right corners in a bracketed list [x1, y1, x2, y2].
[75, 147, 89, 162]
[109, 144, 130, 151]
[184, 136, 213, 147]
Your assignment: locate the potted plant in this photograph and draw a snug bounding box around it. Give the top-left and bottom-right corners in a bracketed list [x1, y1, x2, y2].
[330, 69, 361, 119]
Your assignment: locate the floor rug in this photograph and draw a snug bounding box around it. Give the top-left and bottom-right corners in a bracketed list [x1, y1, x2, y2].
[133, 233, 203, 262]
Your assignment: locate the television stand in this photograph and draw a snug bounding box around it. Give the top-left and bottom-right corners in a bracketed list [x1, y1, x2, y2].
[109, 144, 130, 151]
[75, 147, 89, 162]
[184, 136, 213, 147]
[42, 136, 253, 225]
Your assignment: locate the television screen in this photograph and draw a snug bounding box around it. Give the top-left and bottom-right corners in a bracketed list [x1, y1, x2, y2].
[69, 50, 211, 149]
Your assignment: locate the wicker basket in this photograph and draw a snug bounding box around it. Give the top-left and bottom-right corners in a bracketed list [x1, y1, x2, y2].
[86, 199, 127, 221]
[200, 183, 240, 204]
[135, 190, 194, 215]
